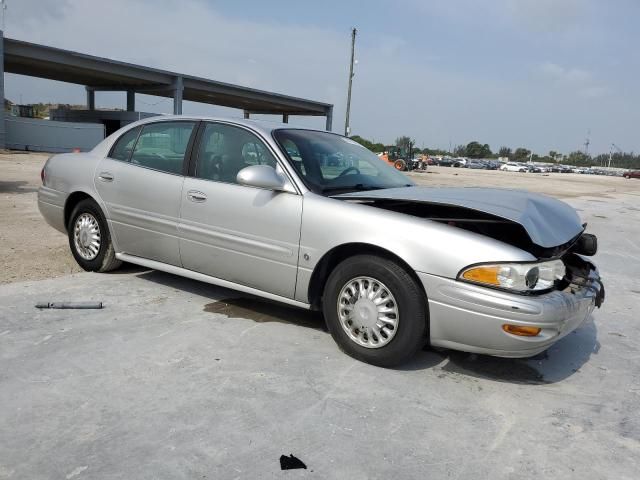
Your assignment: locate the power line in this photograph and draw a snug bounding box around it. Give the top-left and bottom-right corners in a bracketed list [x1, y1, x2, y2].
[137, 97, 171, 107]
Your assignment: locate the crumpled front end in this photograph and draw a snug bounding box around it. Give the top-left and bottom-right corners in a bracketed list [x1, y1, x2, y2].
[421, 254, 604, 358]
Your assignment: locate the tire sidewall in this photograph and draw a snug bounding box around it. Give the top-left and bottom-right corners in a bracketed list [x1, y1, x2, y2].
[68, 199, 111, 272]
[323, 255, 427, 367]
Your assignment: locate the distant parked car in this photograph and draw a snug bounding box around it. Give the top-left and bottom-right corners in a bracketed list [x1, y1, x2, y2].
[623, 170, 640, 179]
[453, 158, 467, 168]
[436, 157, 455, 167]
[466, 160, 486, 169]
[526, 165, 542, 173]
[500, 162, 527, 172]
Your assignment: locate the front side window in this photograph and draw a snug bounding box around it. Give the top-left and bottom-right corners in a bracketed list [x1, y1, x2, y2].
[109, 126, 141, 161]
[195, 123, 277, 184]
[273, 129, 413, 195]
[129, 121, 196, 175]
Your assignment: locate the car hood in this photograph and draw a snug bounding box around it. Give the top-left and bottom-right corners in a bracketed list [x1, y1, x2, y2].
[335, 186, 584, 248]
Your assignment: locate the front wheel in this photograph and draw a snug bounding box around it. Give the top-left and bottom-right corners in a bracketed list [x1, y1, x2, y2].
[322, 255, 427, 367]
[68, 198, 121, 272]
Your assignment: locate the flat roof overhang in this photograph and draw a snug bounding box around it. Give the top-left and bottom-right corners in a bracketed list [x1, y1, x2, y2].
[3, 37, 332, 118]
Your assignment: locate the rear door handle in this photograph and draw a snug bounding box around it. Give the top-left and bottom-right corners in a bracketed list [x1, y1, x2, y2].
[187, 190, 207, 202]
[98, 172, 114, 182]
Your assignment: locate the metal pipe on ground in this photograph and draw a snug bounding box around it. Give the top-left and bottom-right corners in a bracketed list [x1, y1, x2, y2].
[36, 302, 103, 309]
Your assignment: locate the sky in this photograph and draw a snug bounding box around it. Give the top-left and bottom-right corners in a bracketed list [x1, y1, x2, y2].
[4, 0, 639, 155]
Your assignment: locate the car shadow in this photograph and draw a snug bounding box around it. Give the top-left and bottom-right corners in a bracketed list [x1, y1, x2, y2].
[106, 262, 150, 275]
[132, 269, 599, 384]
[135, 269, 327, 332]
[413, 318, 600, 384]
[0, 180, 39, 194]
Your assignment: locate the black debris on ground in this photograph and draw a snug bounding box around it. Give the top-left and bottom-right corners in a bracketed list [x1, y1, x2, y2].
[280, 454, 307, 470]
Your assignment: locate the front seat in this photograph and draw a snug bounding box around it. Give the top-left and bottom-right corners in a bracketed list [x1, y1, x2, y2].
[220, 142, 250, 183]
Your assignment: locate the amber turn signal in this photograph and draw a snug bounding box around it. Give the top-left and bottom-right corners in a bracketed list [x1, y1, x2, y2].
[502, 324, 542, 337]
[461, 266, 500, 285]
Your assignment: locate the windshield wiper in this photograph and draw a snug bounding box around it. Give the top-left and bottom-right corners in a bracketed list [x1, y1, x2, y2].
[322, 184, 384, 195]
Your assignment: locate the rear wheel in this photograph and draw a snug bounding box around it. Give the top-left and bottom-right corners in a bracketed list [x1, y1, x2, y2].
[322, 254, 427, 367]
[68, 198, 121, 272]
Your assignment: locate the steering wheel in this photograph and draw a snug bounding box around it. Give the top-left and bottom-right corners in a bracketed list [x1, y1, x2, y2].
[338, 166, 361, 177]
[151, 152, 167, 160]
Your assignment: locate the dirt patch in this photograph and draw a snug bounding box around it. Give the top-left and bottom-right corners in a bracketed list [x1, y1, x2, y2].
[0, 152, 81, 284]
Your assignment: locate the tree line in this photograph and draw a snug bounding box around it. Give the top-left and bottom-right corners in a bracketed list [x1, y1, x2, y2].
[350, 134, 640, 169]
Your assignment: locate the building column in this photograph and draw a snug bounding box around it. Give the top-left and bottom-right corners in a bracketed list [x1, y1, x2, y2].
[282, 114, 289, 123]
[126, 90, 135, 112]
[0, 30, 6, 149]
[173, 76, 183, 115]
[325, 106, 333, 132]
[86, 87, 95, 110]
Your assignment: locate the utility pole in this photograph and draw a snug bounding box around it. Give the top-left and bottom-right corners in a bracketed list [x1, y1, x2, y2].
[610, 143, 623, 169]
[344, 27, 357, 137]
[583, 128, 591, 155]
[0, 0, 7, 31]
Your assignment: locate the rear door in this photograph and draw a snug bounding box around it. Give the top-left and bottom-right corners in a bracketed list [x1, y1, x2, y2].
[94, 121, 197, 266]
[178, 122, 303, 298]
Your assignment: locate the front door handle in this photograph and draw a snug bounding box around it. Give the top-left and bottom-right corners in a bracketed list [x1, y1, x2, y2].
[98, 172, 114, 182]
[187, 190, 207, 202]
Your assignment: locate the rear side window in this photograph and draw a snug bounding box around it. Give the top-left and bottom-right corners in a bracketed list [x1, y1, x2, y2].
[109, 126, 141, 161]
[130, 122, 196, 175]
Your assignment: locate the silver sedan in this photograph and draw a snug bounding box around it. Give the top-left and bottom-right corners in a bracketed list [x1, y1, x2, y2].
[38, 116, 604, 366]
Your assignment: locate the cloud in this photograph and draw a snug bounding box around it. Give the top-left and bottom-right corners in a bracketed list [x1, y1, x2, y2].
[536, 62, 611, 99]
[578, 86, 611, 99]
[506, 0, 590, 32]
[2, 0, 637, 154]
[538, 62, 592, 84]
[4, 0, 349, 129]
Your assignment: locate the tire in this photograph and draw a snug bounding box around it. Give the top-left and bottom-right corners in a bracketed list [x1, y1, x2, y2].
[322, 254, 427, 367]
[393, 159, 406, 171]
[67, 198, 122, 272]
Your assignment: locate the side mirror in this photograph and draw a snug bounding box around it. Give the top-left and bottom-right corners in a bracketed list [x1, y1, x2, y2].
[237, 164, 287, 191]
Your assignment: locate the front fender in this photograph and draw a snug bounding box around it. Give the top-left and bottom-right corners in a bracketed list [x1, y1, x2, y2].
[295, 194, 535, 303]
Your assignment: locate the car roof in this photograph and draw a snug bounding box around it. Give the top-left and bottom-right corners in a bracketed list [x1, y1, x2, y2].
[125, 114, 328, 138]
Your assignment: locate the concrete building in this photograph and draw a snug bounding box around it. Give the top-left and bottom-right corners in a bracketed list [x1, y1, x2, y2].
[0, 31, 334, 150]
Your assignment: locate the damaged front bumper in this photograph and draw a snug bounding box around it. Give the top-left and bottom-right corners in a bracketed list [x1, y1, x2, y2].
[420, 262, 604, 358]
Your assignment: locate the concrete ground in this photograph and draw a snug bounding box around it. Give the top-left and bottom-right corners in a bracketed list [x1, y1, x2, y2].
[1, 154, 640, 478]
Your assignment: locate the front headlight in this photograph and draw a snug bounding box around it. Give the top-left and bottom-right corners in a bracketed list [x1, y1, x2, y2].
[459, 259, 565, 293]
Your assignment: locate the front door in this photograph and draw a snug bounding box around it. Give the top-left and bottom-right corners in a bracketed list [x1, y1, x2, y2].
[95, 121, 197, 266]
[178, 122, 302, 298]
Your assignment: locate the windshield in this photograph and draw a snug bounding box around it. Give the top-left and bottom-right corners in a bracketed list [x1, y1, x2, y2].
[273, 129, 414, 195]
